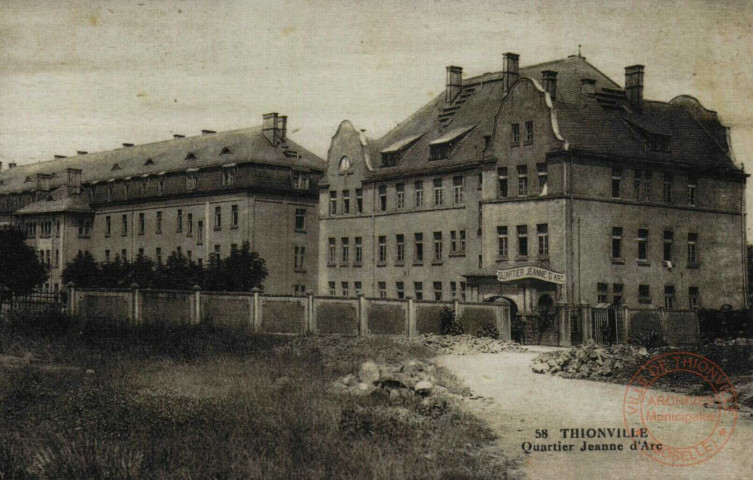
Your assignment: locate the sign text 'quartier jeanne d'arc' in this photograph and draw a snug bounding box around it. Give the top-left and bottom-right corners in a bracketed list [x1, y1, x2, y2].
[497, 266, 566, 285]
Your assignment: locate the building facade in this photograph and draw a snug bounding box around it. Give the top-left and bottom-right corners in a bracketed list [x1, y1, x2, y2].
[0, 114, 325, 295]
[319, 53, 747, 319]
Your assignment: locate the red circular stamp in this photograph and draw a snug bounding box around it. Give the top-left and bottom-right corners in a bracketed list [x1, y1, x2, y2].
[623, 352, 738, 466]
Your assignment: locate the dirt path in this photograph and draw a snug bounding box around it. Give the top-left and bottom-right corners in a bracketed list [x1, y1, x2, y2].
[437, 350, 753, 480]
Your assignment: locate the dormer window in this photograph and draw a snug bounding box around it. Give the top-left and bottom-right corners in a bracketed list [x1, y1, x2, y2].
[291, 171, 309, 190]
[220, 147, 232, 156]
[380, 134, 422, 167]
[112, 163, 121, 171]
[185, 152, 197, 160]
[428, 125, 475, 161]
[186, 169, 199, 190]
[24, 176, 31, 183]
[140, 177, 149, 195]
[222, 165, 236, 186]
[144, 158, 155, 166]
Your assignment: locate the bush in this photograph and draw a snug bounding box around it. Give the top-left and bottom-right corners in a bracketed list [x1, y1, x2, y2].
[476, 322, 499, 339]
[439, 307, 464, 336]
[627, 314, 667, 348]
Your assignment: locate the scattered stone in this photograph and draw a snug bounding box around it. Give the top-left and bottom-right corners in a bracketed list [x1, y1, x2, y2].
[331, 358, 454, 400]
[414, 380, 433, 395]
[532, 341, 649, 381]
[85, 369, 95, 375]
[397, 334, 527, 355]
[358, 361, 381, 385]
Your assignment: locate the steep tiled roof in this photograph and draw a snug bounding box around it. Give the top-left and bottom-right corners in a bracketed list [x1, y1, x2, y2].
[15, 196, 93, 215]
[360, 55, 737, 180]
[0, 126, 325, 195]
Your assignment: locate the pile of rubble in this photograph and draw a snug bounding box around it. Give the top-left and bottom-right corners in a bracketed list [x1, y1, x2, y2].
[330, 359, 450, 399]
[401, 334, 528, 355]
[531, 341, 649, 380]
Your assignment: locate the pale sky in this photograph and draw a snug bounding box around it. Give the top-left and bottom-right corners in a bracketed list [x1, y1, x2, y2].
[2, 0, 753, 229]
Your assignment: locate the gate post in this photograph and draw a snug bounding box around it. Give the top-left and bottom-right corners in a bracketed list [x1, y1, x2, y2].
[306, 290, 316, 334]
[358, 293, 369, 335]
[251, 287, 261, 332]
[130, 283, 140, 324]
[192, 285, 201, 325]
[580, 302, 593, 342]
[557, 302, 571, 346]
[66, 283, 76, 316]
[407, 296, 416, 337]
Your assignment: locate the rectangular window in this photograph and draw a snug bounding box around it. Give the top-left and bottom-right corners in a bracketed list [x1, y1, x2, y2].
[54, 249, 59, 267]
[525, 120, 534, 143]
[450, 231, 457, 253]
[689, 287, 699, 309]
[450, 281, 457, 299]
[663, 172, 673, 203]
[663, 230, 674, 263]
[644, 171, 652, 201]
[187, 213, 193, 236]
[634, 169, 643, 200]
[414, 181, 424, 207]
[396, 281, 405, 299]
[214, 206, 222, 230]
[231, 205, 238, 228]
[328, 237, 336, 263]
[105, 216, 111, 237]
[121, 249, 127, 262]
[612, 167, 622, 198]
[156, 247, 162, 265]
[460, 281, 467, 301]
[452, 176, 464, 204]
[329, 191, 337, 215]
[497, 226, 508, 258]
[664, 285, 676, 309]
[295, 246, 306, 270]
[396, 183, 405, 209]
[497, 167, 508, 198]
[214, 244, 221, 260]
[378, 185, 387, 212]
[414, 233, 424, 263]
[378, 281, 387, 299]
[341, 237, 349, 263]
[222, 167, 235, 186]
[537, 223, 549, 256]
[638, 284, 651, 303]
[342, 190, 350, 214]
[477, 171, 483, 191]
[517, 225, 528, 257]
[597, 282, 608, 303]
[329, 281, 336, 296]
[122, 214, 128, 236]
[537, 163, 548, 195]
[413, 282, 424, 300]
[433, 178, 443, 206]
[378, 236, 387, 263]
[460, 230, 466, 253]
[138, 213, 145, 235]
[355, 237, 363, 263]
[356, 188, 363, 213]
[517, 165, 528, 197]
[511, 123, 520, 145]
[177, 209, 183, 233]
[105, 250, 110, 262]
[354, 281, 362, 295]
[197, 220, 204, 245]
[186, 172, 198, 190]
[638, 229, 649, 261]
[433, 231, 443, 261]
[294, 208, 306, 231]
[687, 175, 697, 206]
[156, 211, 162, 234]
[396, 234, 405, 262]
[612, 227, 623, 259]
[292, 171, 309, 190]
[341, 281, 349, 297]
[613, 283, 624, 306]
[687, 233, 698, 265]
[433, 281, 443, 301]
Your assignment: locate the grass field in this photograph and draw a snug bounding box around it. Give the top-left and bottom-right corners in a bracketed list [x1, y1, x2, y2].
[0, 314, 514, 480]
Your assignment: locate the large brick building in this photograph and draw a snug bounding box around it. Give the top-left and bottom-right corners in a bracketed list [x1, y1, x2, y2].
[319, 53, 747, 319]
[0, 113, 325, 295]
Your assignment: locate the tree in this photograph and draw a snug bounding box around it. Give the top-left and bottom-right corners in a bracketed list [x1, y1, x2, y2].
[0, 227, 49, 306]
[156, 251, 201, 290]
[126, 253, 156, 288]
[221, 242, 268, 292]
[61, 251, 100, 288]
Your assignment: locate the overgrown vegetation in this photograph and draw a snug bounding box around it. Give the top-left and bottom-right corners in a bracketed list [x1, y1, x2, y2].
[439, 307, 464, 336]
[476, 322, 500, 339]
[0, 317, 512, 479]
[0, 227, 48, 308]
[62, 241, 268, 291]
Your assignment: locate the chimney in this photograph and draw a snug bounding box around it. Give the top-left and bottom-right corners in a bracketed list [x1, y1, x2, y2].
[625, 65, 644, 111]
[201, 129, 216, 135]
[263, 112, 280, 146]
[173, 134, 185, 139]
[445, 66, 463, 103]
[541, 70, 558, 101]
[580, 78, 596, 96]
[502, 52, 520, 92]
[122, 143, 134, 147]
[9, 162, 17, 169]
[277, 115, 287, 143]
[77, 150, 88, 155]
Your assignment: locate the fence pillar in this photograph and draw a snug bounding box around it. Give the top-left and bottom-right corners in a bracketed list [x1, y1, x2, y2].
[557, 302, 571, 347]
[306, 290, 316, 334]
[66, 283, 76, 316]
[407, 296, 416, 337]
[358, 293, 369, 335]
[251, 287, 261, 333]
[453, 299, 460, 321]
[130, 283, 140, 324]
[580, 302, 592, 342]
[192, 285, 201, 325]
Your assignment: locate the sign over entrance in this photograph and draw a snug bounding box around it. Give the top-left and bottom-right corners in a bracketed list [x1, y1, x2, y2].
[496, 266, 566, 285]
